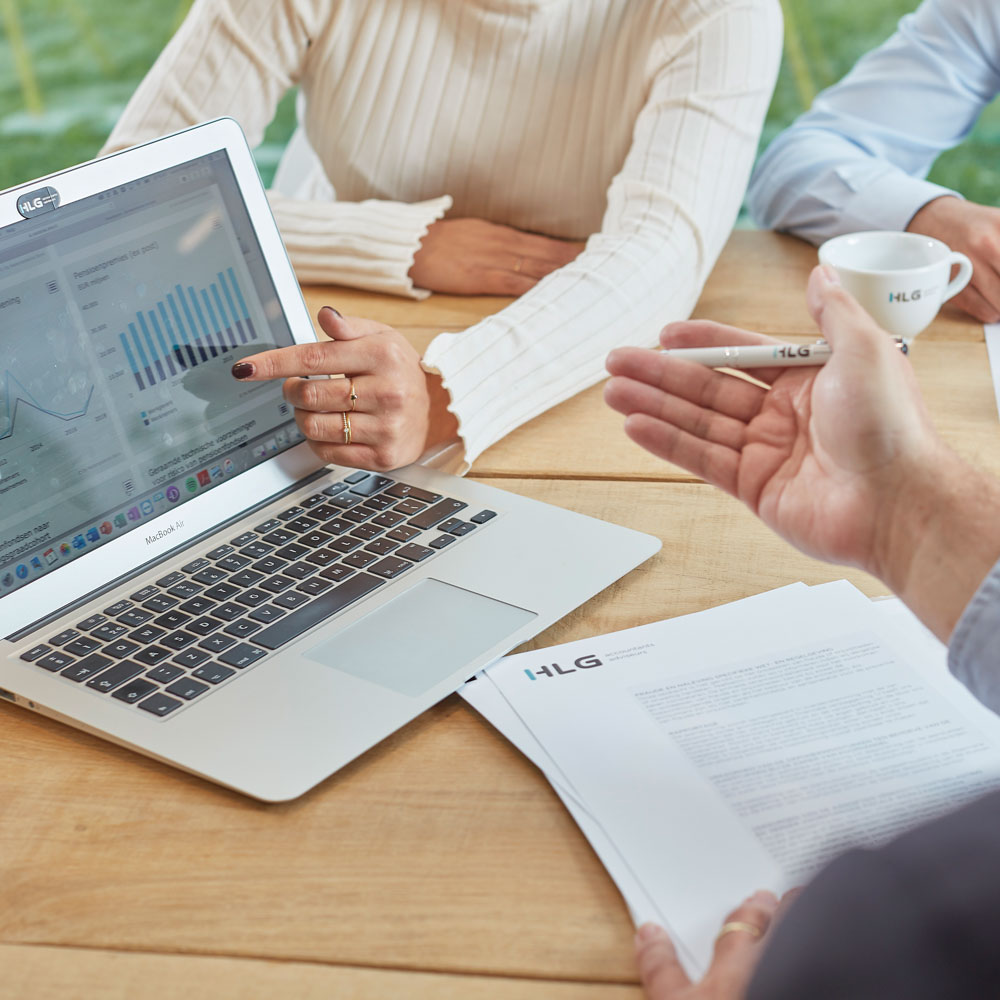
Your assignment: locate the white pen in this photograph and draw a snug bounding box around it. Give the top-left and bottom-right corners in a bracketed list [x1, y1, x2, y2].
[661, 339, 908, 369]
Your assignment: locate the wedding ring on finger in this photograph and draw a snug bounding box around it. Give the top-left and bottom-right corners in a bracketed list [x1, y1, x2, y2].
[513, 256, 524, 273]
[715, 921, 763, 944]
[348, 378, 358, 412]
[341, 410, 352, 445]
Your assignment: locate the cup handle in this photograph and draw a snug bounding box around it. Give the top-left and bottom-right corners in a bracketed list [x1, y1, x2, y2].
[943, 251, 974, 302]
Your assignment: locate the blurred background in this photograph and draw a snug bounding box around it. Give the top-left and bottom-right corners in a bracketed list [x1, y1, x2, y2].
[2, 0, 998, 208]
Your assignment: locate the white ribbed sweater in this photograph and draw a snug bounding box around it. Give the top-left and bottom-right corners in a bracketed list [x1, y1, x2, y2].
[104, 0, 782, 472]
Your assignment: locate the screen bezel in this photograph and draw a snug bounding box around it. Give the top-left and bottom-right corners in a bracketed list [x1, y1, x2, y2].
[0, 118, 325, 638]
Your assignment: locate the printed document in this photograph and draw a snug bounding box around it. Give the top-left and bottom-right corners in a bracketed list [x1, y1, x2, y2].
[462, 582, 1000, 974]
[985, 323, 1000, 420]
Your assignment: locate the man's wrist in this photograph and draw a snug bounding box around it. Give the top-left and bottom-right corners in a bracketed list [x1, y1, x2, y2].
[872, 453, 1000, 642]
[905, 193, 963, 235]
[870, 453, 955, 591]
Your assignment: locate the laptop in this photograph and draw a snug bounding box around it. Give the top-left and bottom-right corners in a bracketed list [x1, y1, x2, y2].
[0, 119, 660, 801]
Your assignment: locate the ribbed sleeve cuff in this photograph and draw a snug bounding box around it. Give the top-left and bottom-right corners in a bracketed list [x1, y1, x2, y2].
[419, 230, 699, 473]
[840, 171, 960, 233]
[423, 328, 565, 469]
[267, 192, 452, 298]
[947, 556, 1000, 714]
[420, 282, 654, 473]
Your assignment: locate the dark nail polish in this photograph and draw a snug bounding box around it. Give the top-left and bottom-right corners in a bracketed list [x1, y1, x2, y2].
[321, 306, 342, 318]
[231, 361, 255, 380]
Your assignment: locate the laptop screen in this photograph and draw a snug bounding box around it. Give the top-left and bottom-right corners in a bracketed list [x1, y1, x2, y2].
[0, 150, 303, 597]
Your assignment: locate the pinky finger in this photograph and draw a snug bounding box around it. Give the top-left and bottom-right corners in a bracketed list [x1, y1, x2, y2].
[953, 284, 1000, 324]
[305, 438, 386, 472]
[624, 413, 740, 495]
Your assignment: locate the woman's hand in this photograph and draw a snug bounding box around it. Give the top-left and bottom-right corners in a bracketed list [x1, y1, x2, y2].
[232, 307, 458, 471]
[409, 217, 584, 296]
[635, 891, 785, 1000]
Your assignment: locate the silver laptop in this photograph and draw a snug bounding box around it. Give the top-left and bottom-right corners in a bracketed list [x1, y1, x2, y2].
[0, 119, 660, 801]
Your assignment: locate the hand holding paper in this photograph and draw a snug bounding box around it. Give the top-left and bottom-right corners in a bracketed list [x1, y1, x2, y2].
[463, 583, 1000, 981]
[635, 892, 781, 1000]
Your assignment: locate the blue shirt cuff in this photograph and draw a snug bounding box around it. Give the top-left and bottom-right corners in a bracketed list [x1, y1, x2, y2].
[948, 556, 1000, 714]
[832, 167, 960, 235]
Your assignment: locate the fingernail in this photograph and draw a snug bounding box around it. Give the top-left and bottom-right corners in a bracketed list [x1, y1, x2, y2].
[635, 923, 665, 946]
[231, 361, 255, 380]
[320, 306, 342, 318]
[819, 264, 841, 286]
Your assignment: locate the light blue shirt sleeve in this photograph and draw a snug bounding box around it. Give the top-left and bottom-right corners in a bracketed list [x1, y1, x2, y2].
[748, 0, 1000, 245]
[948, 557, 1000, 715]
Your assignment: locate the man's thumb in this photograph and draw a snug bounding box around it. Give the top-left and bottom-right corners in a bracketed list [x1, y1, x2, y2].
[806, 265, 887, 356]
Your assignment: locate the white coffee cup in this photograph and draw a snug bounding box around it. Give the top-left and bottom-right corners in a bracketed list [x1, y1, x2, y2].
[818, 230, 973, 338]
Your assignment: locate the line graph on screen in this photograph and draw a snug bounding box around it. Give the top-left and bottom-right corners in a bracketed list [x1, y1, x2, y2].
[0, 370, 95, 443]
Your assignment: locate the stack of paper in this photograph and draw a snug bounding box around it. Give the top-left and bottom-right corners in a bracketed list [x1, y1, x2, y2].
[985, 323, 1000, 419]
[460, 581, 1000, 976]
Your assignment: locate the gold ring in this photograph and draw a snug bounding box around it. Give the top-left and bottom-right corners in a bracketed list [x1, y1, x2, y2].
[513, 256, 524, 273]
[341, 410, 352, 445]
[348, 378, 358, 412]
[715, 921, 762, 943]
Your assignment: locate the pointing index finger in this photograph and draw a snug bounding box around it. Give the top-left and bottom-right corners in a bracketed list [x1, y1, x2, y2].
[232, 340, 373, 381]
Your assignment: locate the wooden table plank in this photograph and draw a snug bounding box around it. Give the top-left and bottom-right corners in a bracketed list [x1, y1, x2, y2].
[0, 481, 882, 983]
[0, 944, 642, 1000]
[300, 287, 511, 333]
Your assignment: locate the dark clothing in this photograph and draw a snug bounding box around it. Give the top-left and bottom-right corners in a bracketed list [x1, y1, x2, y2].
[747, 789, 1000, 999]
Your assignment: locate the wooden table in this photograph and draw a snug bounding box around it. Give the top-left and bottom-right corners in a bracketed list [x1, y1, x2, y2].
[2, 232, 995, 999]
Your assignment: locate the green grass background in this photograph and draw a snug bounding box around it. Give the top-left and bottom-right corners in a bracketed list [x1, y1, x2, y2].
[1, 0, 998, 206]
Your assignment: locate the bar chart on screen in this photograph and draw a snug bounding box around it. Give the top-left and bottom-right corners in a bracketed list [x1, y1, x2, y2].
[116, 268, 259, 391]
[61, 192, 273, 423]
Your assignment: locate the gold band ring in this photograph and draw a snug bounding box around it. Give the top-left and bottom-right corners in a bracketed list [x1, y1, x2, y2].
[348, 378, 358, 412]
[513, 256, 524, 273]
[341, 410, 352, 445]
[715, 921, 763, 943]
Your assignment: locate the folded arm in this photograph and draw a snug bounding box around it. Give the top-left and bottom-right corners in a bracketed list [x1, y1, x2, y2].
[423, 0, 784, 471]
[748, 0, 1000, 243]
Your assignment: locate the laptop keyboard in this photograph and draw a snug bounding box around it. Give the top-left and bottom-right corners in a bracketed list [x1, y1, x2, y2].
[17, 471, 497, 720]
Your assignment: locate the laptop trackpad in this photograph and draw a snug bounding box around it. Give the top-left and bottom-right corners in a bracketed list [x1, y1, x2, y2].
[304, 579, 537, 697]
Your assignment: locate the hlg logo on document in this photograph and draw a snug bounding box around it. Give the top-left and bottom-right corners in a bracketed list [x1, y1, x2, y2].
[524, 654, 602, 681]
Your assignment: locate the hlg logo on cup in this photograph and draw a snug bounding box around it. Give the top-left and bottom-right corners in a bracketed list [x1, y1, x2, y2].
[16, 186, 60, 219]
[889, 286, 938, 303]
[524, 654, 603, 680]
